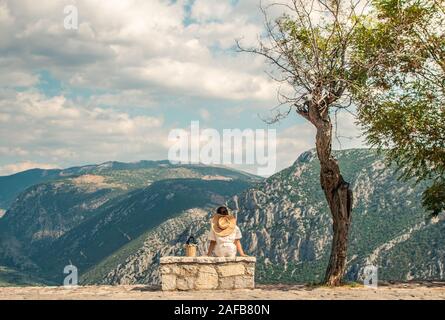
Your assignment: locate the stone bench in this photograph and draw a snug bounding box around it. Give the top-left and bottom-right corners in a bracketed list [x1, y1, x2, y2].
[160, 256, 256, 291]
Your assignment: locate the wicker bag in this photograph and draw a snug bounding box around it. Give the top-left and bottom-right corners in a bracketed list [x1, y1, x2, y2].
[185, 235, 198, 257]
[185, 244, 197, 257]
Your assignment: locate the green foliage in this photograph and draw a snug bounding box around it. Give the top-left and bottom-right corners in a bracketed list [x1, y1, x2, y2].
[256, 257, 328, 284]
[423, 180, 445, 216]
[274, 7, 358, 96]
[0, 169, 61, 209]
[242, 149, 435, 284]
[79, 223, 157, 284]
[2, 149, 441, 285]
[377, 217, 445, 279]
[352, 0, 445, 215]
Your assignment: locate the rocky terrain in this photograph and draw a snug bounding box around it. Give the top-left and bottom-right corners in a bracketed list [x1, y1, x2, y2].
[0, 161, 259, 210]
[82, 149, 445, 285]
[229, 149, 445, 283]
[81, 208, 211, 285]
[1, 149, 444, 287]
[0, 161, 258, 285]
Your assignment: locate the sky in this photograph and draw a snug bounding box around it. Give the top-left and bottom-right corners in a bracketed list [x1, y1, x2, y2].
[0, 0, 365, 176]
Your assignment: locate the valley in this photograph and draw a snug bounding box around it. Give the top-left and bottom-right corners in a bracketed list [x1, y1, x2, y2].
[0, 150, 444, 286]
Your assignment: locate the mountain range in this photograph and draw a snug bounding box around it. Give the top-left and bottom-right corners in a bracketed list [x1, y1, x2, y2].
[0, 161, 258, 285]
[0, 149, 444, 286]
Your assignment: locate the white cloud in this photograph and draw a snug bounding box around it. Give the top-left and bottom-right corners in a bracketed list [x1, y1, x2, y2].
[0, 87, 365, 176]
[186, 18, 262, 49]
[191, 0, 234, 22]
[0, 1, 368, 176]
[0, 161, 58, 176]
[140, 57, 275, 100]
[332, 110, 367, 149]
[0, 0, 278, 102]
[275, 122, 316, 171]
[0, 89, 170, 170]
[273, 110, 366, 173]
[0, 147, 29, 157]
[88, 90, 154, 109]
[0, 70, 38, 87]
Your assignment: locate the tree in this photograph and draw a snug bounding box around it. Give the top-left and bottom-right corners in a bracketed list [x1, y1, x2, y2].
[352, 0, 445, 216]
[238, 0, 372, 286]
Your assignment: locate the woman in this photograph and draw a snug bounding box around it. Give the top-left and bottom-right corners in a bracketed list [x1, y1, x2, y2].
[207, 206, 247, 257]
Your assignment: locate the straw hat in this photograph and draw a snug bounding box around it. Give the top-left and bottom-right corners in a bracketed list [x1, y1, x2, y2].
[211, 213, 236, 237]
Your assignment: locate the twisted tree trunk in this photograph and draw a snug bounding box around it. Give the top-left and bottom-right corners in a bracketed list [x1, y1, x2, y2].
[310, 105, 353, 286]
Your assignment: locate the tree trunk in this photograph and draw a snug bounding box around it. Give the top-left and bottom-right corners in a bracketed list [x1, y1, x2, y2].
[312, 111, 353, 286]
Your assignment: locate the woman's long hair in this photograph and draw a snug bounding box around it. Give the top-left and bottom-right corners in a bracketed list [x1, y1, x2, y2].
[216, 206, 229, 216]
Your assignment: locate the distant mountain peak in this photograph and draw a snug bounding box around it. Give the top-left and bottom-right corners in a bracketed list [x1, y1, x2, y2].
[296, 150, 316, 164]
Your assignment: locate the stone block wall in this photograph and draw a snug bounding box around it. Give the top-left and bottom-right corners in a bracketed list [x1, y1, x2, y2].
[160, 256, 256, 291]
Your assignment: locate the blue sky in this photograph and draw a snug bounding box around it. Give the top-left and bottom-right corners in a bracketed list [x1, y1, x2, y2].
[0, 0, 363, 176]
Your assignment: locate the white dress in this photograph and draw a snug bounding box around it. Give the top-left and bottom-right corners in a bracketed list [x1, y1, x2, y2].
[208, 226, 242, 257]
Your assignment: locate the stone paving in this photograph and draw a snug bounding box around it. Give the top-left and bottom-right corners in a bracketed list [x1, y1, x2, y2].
[1, 282, 445, 300]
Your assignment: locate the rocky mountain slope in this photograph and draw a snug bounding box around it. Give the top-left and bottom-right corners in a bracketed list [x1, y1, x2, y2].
[0, 168, 62, 211]
[0, 162, 259, 284]
[1, 149, 443, 286]
[0, 160, 259, 211]
[34, 179, 251, 283]
[81, 208, 210, 285]
[82, 149, 445, 285]
[228, 149, 445, 283]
